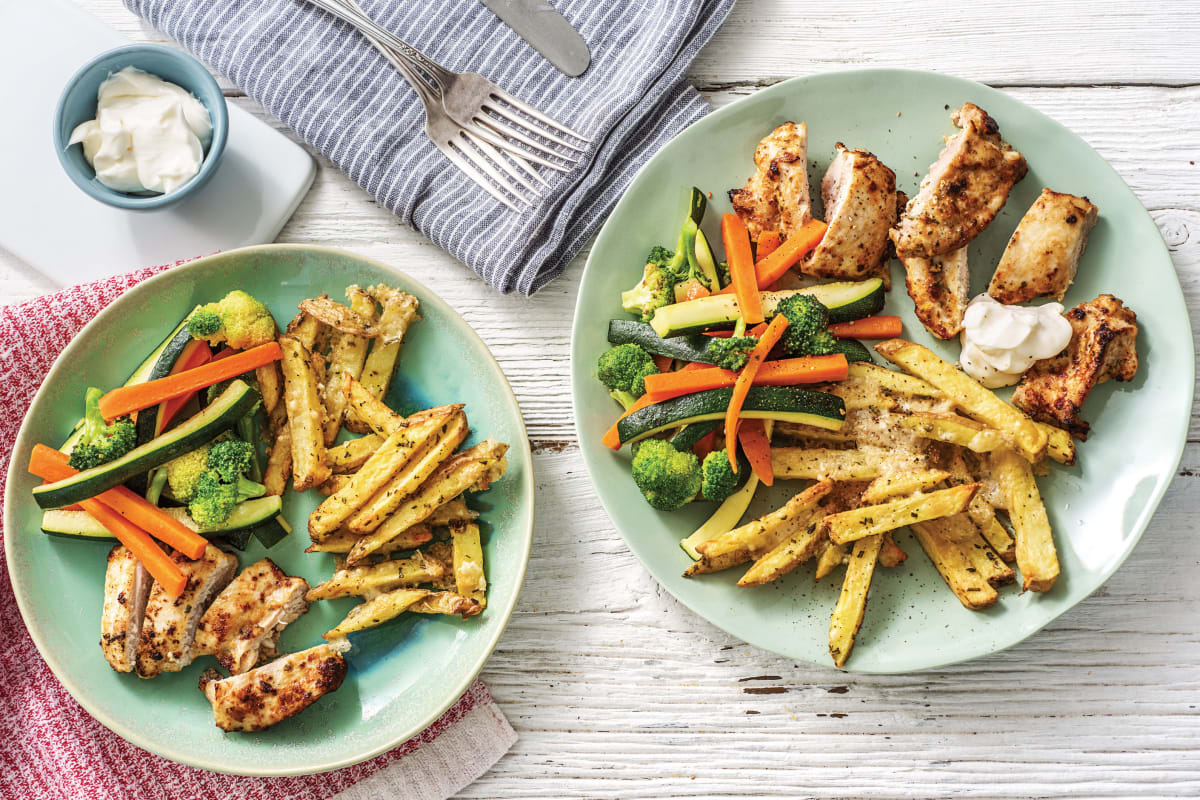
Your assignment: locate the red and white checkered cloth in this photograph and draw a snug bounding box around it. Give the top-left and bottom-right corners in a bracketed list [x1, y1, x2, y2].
[0, 263, 516, 800]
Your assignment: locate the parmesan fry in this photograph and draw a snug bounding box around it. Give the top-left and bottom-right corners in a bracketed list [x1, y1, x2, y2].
[279, 335, 330, 491]
[861, 469, 951, 504]
[771, 448, 927, 481]
[409, 592, 483, 617]
[911, 519, 1000, 609]
[256, 361, 283, 416]
[814, 542, 848, 581]
[347, 440, 509, 564]
[323, 588, 429, 639]
[308, 409, 456, 539]
[328, 433, 386, 473]
[344, 286, 418, 432]
[306, 552, 444, 601]
[316, 474, 354, 496]
[875, 339, 1047, 462]
[898, 413, 1008, 453]
[263, 400, 292, 497]
[322, 288, 378, 444]
[300, 295, 380, 338]
[991, 448, 1059, 592]
[305, 524, 433, 555]
[822, 483, 979, 545]
[449, 520, 487, 608]
[285, 312, 324, 351]
[737, 517, 826, 586]
[829, 533, 884, 668]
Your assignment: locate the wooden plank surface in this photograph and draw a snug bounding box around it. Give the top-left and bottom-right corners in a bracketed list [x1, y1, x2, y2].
[3, 1, 1198, 797]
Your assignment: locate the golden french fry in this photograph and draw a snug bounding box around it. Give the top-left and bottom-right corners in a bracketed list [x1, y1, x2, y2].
[861, 469, 951, 504]
[450, 521, 486, 608]
[285, 312, 324, 351]
[309, 410, 455, 539]
[255, 361, 283, 416]
[875, 339, 1047, 462]
[323, 588, 429, 639]
[822, 484, 979, 545]
[829, 533, 884, 668]
[926, 513, 1014, 586]
[346, 411, 469, 533]
[771, 448, 927, 481]
[344, 286, 418, 431]
[428, 496, 477, 526]
[737, 517, 826, 587]
[263, 400, 292, 497]
[347, 440, 509, 564]
[316, 474, 354, 496]
[814, 541, 848, 581]
[846, 361, 943, 396]
[300, 295, 380, 338]
[307, 553, 444, 601]
[305, 524, 433, 555]
[328, 433, 386, 473]
[911, 518, 1000, 609]
[687, 480, 833, 576]
[409, 591, 482, 617]
[321, 288, 378, 444]
[279, 335, 330, 491]
[898, 413, 1008, 453]
[1038, 422, 1076, 466]
[991, 449, 1059, 592]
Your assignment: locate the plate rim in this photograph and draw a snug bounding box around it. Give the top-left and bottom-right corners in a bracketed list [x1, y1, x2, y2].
[570, 67, 1195, 674]
[3, 243, 536, 775]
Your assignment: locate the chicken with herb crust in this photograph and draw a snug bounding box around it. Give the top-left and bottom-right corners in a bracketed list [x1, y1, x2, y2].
[101, 545, 152, 673]
[729, 122, 812, 242]
[989, 188, 1099, 304]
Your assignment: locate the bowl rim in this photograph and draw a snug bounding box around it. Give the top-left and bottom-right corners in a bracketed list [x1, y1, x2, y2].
[3, 244, 536, 775]
[52, 43, 230, 211]
[569, 66, 1195, 674]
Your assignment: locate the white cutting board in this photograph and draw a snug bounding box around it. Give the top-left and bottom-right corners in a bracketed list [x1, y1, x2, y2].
[0, 0, 316, 287]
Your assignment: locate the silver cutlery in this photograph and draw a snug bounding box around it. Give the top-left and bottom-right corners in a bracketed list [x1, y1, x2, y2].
[300, 0, 590, 211]
[478, 0, 591, 77]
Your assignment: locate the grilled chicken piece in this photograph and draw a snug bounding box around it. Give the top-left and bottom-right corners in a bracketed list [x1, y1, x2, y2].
[136, 544, 237, 678]
[989, 189, 1099, 304]
[194, 559, 310, 674]
[1012, 294, 1139, 439]
[729, 122, 811, 241]
[902, 247, 970, 339]
[802, 144, 899, 280]
[100, 545, 152, 673]
[892, 103, 1027, 259]
[199, 641, 350, 732]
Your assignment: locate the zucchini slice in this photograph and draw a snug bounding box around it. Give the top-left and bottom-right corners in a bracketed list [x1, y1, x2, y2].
[40, 496, 283, 541]
[649, 279, 886, 337]
[33, 381, 259, 509]
[607, 320, 717, 365]
[829, 338, 874, 363]
[134, 330, 208, 446]
[668, 420, 720, 452]
[616, 386, 845, 446]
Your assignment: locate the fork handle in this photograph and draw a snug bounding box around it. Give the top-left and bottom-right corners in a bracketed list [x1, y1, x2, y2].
[302, 0, 453, 88]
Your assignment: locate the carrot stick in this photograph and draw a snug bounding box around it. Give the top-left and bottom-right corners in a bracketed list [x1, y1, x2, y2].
[99, 342, 282, 420]
[737, 419, 774, 486]
[27, 448, 185, 597]
[650, 354, 673, 374]
[722, 214, 763, 325]
[715, 220, 827, 295]
[693, 430, 718, 462]
[28, 445, 208, 559]
[154, 339, 213, 435]
[685, 282, 711, 302]
[726, 315, 789, 471]
[755, 231, 783, 263]
[601, 394, 657, 450]
[829, 315, 903, 339]
[643, 354, 848, 402]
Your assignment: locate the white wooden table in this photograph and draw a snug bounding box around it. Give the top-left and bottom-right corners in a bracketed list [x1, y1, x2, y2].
[6, 2, 1200, 797]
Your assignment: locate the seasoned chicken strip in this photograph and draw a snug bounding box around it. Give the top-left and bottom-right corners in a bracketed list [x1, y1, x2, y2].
[729, 122, 811, 240]
[1012, 294, 1138, 438]
[803, 144, 899, 280]
[902, 246, 970, 339]
[989, 189, 1099, 304]
[136, 545, 237, 678]
[194, 559, 310, 674]
[100, 545, 152, 673]
[892, 103, 1027, 258]
[199, 641, 350, 732]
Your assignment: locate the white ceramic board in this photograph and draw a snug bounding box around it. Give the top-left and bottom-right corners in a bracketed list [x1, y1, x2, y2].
[0, 0, 315, 287]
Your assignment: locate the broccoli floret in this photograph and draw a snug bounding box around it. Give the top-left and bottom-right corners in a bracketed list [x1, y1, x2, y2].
[802, 329, 840, 356]
[621, 247, 682, 322]
[188, 471, 266, 530]
[609, 389, 638, 410]
[630, 438, 702, 511]
[598, 344, 659, 397]
[208, 439, 254, 483]
[705, 336, 759, 371]
[164, 444, 212, 502]
[67, 388, 136, 470]
[775, 294, 834, 356]
[701, 450, 740, 502]
[188, 290, 276, 350]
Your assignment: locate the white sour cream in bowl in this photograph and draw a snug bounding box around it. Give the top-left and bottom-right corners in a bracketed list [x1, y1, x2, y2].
[69, 66, 212, 195]
[959, 294, 1073, 388]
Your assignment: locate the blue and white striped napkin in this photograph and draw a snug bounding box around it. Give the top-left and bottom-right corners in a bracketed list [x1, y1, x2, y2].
[124, 0, 736, 294]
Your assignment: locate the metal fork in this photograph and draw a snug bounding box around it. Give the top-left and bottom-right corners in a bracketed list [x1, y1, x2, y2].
[300, 0, 591, 210]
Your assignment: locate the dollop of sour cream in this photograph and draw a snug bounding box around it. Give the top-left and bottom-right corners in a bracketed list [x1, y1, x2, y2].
[959, 294, 1072, 388]
[69, 67, 212, 195]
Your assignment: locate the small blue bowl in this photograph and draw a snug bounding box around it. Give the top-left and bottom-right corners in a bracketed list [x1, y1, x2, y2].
[54, 44, 228, 211]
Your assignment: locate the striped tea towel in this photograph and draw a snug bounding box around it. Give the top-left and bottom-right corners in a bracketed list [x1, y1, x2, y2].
[0, 266, 516, 800]
[122, 0, 737, 294]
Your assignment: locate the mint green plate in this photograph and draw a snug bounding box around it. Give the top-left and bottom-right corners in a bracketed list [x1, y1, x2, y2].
[4, 245, 534, 774]
[571, 69, 1194, 673]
